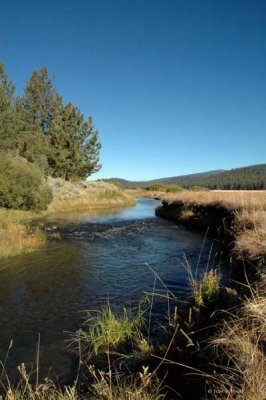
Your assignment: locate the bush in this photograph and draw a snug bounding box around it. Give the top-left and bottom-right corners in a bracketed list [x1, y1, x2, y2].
[145, 183, 167, 191]
[190, 185, 210, 191]
[166, 185, 183, 193]
[0, 153, 52, 211]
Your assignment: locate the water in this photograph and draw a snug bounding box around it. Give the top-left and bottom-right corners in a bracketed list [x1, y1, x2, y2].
[0, 198, 221, 381]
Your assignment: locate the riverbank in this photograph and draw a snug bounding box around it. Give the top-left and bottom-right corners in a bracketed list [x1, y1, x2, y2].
[0, 179, 135, 259]
[154, 190, 266, 399]
[156, 190, 266, 261]
[1, 191, 265, 399]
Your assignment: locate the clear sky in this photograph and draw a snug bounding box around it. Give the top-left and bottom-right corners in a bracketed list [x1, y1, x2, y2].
[1, 0, 265, 180]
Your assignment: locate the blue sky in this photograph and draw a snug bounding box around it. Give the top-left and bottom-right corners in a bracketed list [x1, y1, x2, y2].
[1, 0, 265, 180]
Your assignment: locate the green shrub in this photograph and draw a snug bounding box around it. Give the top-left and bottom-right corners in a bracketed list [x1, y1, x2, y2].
[145, 183, 167, 191]
[190, 186, 210, 191]
[165, 185, 183, 193]
[0, 153, 52, 211]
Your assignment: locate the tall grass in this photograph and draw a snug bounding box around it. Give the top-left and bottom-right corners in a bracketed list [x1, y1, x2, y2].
[0, 209, 45, 259]
[159, 190, 266, 260]
[48, 178, 135, 212]
[77, 304, 143, 357]
[210, 279, 266, 400]
[89, 365, 165, 400]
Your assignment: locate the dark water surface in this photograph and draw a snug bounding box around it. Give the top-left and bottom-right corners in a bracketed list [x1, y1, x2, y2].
[0, 198, 221, 380]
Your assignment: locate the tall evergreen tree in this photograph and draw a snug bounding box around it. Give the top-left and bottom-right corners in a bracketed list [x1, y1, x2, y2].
[24, 67, 58, 134]
[48, 103, 101, 179]
[19, 67, 60, 162]
[0, 63, 101, 179]
[0, 62, 18, 151]
[15, 97, 49, 162]
[79, 116, 101, 178]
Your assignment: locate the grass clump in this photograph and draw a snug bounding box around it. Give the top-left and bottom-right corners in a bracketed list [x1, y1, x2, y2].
[78, 305, 143, 357]
[199, 269, 220, 304]
[210, 281, 266, 400]
[184, 259, 221, 307]
[89, 365, 165, 400]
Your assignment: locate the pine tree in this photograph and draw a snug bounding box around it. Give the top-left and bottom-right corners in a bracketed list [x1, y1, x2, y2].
[19, 67, 60, 162]
[0, 62, 18, 151]
[24, 67, 58, 133]
[0, 63, 101, 180]
[15, 97, 49, 162]
[79, 116, 101, 178]
[48, 104, 101, 180]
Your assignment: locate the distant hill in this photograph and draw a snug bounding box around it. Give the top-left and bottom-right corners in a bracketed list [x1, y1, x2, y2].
[101, 170, 225, 188]
[101, 164, 266, 190]
[200, 164, 266, 190]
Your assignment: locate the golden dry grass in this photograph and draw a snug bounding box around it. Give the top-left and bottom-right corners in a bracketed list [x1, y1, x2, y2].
[0, 209, 45, 259]
[211, 280, 266, 400]
[158, 190, 266, 260]
[48, 178, 135, 212]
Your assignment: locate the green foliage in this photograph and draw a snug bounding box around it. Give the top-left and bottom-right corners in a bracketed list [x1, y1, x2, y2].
[192, 269, 220, 307]
[145, 184, 183, 192]
[145, 184, 167, 191]
[165, 185, 183, 193]
[48, 104, 101, 180]
[79, 304, 143, 356]
[0, 61, 101, 182]
[104, 165, 266, 191]
[0, 153, 52, 211]
[23, 67, 58, 134]
[190, 185, 210, 191]
[0, 62, 19, 151]
[200, 165, 266, 190]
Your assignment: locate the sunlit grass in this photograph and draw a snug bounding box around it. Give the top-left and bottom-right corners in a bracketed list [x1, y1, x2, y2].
[77, 304, 143, 357]
[159, 190, 266, 260]
[210, 277, 266, 400]
[0, 209, 46, 259]
[48, 178, 135, 212]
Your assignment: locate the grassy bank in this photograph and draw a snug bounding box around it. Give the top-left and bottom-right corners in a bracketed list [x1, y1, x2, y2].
[154, 190, 266, 399]
[0, 209, 46, 259]
[0, 180, 135, 260]
[156, 190, 266, 261]
[48, 178, 135, 212]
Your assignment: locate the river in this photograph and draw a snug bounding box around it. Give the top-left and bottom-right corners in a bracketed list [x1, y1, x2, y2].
[0, 198, 222, 382]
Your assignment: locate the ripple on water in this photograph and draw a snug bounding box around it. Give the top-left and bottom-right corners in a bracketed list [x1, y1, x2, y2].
[0, 198, 221, 381]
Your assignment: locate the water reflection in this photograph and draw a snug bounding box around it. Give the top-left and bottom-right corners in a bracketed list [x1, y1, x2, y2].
[0, 198, 219, 381]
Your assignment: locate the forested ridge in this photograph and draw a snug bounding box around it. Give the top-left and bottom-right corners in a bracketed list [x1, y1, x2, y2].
[200, 164, 266, 190]
[105, 164, 266, 190]
[0, 62, 101, 180]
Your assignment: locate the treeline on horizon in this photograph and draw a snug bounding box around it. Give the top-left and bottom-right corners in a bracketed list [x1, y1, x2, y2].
[0, 62, 101, 179]
[106, 164, 266, 191]
[0, 62, 101, 210]
[199, 164, 266, 190]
